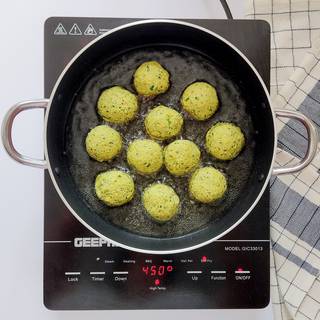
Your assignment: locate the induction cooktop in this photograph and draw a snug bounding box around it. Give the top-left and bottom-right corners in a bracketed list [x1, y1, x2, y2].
[43, 17, 270, 310]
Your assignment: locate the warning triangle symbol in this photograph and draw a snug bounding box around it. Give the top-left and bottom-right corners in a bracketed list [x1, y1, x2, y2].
[54, 23, 67, 35]
[69, 23, 82, 35]
[84, 24, 97, 36]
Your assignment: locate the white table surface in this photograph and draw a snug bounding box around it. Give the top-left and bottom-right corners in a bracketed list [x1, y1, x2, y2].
[0, 1, 273, 319]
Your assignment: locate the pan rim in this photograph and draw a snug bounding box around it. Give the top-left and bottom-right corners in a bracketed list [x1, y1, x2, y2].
[44, 19, 276, 254]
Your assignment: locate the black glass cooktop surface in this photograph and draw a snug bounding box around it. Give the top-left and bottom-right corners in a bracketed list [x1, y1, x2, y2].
[44, 17, 270, 310]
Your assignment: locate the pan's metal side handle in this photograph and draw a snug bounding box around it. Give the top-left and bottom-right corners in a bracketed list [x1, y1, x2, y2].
[273, 109, 319, 175]
[1, 99, 49, 169]
[219, 0, 233, 19]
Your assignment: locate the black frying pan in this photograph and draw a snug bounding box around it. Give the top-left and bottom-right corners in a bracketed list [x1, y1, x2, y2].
[2, 20, 318, 253]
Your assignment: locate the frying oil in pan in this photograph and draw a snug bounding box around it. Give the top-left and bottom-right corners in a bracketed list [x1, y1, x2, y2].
[66, 46, 255, 238]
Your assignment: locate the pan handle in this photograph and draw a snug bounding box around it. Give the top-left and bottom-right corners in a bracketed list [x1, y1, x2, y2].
[1, 99, 49, 169]
[273, 109, 319, 175]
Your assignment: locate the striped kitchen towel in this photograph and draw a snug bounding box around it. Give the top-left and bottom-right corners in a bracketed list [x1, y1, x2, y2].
[246, 1, 320, 319]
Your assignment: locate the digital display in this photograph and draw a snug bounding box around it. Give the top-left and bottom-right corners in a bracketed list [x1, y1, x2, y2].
[142, 265, 173, 277]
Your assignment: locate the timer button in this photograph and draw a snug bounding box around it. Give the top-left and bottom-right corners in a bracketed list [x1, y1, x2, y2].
[90, 271, 105, 275]
[90, 271, 105, 282]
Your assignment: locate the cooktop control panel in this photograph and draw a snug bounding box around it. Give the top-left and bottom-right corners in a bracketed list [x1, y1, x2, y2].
[44, 238, 269, 309]
[43, 17, 270, 310]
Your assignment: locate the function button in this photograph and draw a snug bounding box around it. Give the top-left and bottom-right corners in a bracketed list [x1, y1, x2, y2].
[210, 270, 226, 281]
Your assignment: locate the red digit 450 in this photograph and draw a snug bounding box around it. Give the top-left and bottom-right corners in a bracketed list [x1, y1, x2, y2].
[142, 265, 174, 276]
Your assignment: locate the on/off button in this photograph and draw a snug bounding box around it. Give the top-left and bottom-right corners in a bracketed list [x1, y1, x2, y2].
[235, 268, 251, 280]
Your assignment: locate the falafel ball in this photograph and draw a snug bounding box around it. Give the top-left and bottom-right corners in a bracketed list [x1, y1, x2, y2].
[95, 170, 135, 207]
[180, 82, 219, 120]
[144, 105, 183, 140]
[133, 61, 170, 97]
[142, 183, 180, 222]
[85, 125, 122, 162]
[164, 140, 200, 176]
[206, 122, 245, 160]
[97, 86, 138, 124]
[127, 139, 163, 175]
[189, 167, 227, 203]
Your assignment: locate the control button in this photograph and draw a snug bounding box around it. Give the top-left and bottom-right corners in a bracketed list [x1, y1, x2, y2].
[64, 271, 80, 282]
[235, 267, 250, 274]
[113, 271, 128, 275]
[235, 268, 251, 280]
[90, 271, 105, 275]
[210, 270, 226, 281]
[90, 271, 105, 281]
[114, 275, 128, 282]
[154, 279, 160, 286]
[186, 270, 202, 281]
[113, 271, 128, 282]
[65, 272, 81, 275]
[186, 270, 202, 274]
